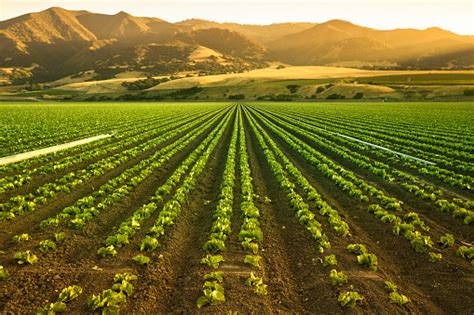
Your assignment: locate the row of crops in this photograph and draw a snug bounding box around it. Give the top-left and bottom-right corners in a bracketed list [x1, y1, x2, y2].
[0, 102, 472, 313]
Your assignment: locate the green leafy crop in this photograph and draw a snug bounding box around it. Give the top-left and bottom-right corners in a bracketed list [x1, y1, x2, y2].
[428, 252, 443, 262]
[245, 272, 267, 296]
[347, 244, 367, 255]
[438, 233, 455, 248]
[14, 250, 38, 265]
[139, 236, 160, 252]
[54, 233, 65, 243]
[97, 245, 118, 257]
[329, 269, 348, 286]
[244, 255, 262, 269]
[58, 285, 83, 302]
[88, 273, 137, 314]
[39, 240, 57, 253]
[37, 302, 67, 314]
[357, 253, 378, 271]
[196, 280, 225, 308]
[201, 254, 224, 269]
[132, 254, 150, 265]
[338, 290, 364, 308]
[322, 254, 337, 267]
[389, 291, 410, 306]
[12, 233, 30, 243]
[0, 266, 9, 280]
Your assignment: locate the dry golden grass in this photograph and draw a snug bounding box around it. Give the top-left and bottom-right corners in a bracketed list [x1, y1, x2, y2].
[188, 46, 224, 62]
[149, 66, 474, 90]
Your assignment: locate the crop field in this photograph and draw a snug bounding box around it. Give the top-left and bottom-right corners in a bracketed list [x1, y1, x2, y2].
[0, 102, 473, 314]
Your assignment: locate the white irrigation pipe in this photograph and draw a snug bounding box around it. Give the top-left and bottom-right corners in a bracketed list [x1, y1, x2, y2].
[297, 120, 437, 166]
[0, 134, 112, 166]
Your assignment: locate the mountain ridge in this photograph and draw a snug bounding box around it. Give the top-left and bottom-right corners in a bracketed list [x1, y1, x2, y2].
[1, 7, 473, 83]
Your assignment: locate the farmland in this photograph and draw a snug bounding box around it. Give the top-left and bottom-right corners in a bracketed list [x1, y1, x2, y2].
[0, 102, 473, 314]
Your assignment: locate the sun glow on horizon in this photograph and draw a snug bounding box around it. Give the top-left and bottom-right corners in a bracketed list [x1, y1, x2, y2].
[1, 0, 473, 35]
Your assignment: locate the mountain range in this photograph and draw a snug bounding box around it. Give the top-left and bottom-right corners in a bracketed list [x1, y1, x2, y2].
[1, 7, 473, 82]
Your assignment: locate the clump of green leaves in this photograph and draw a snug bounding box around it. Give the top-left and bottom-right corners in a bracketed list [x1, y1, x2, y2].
[39, 240, 57, 253]
[347, 244, 378, 271]
[389, 291, 410, 306]
[132, 255, 150, 265]
[69, 218, 85, 230]
[203, 238, 226, 253]
[0, 266, 10, 280]
[201, 254, 224, 269]
[322, 254, 337, 267]
[196, 280, 225, 308]
[203, 271, 224, 283]
[456, 246, 474, 265]
[37, 302, 67, 314]
[54, 232, 65, 243]
[384, 280, 410, 306]
[241, 238, 259, 254]
[14, 250, 38, 265]
[245, 272, 268, 296]
[97, 245, 117, 257]
[384, 281, 398, 292]
[139, 236, 160, 252]
[338, 290, 364, 308]
[244, 255, 262, 269]
[347, 244, 367, 255]
[106, 234, 130, 248]
[357, 253, 378, 271]
[12, 233, 30, 243]
[37, 285, 82, 314]
[438, 233, 455, 248]
[428, 252, 443, 262]
[58, 285, 83, 302]
[329, 269, 348, 286]
[88, 273, 137, 314]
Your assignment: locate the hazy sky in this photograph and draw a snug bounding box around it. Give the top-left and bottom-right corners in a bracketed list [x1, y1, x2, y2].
[1, 0, 473, 35]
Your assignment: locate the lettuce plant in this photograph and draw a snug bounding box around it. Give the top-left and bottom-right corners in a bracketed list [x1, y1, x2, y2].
[357, 253, 378, 271]
[244, 255, 262, 269]
[338, 290, 364, 308]
[14, 250, 38, 265]
[201, 254, 224, 269]
[456, 246, 474, 265]
[58, 285, 83, 302]
[203, 238, 226, 253]
[0, 266, 9, 280]
[97, 245, 117, 257]
[203, 271, 224, 283]
[384, 281, 397, 292]
[329, 269, 347, 286]
[139, 236, 159, 252]
[428, 252, 443, 262]
[347, 244, 367, 255]
[132, 255, 150, 265]
[322, 254, 337, 267]
[438, 233, 455, 248]
[39, 240, 57, 253]
[245, 272, 267, 296]
[196, 281, 225, 308]
[88, 273, 137, 313]
[37, 302, 67, 314]
[12, 233, 30, 243]
[54, 232, 65, 243]
[389, 291, 410, 306]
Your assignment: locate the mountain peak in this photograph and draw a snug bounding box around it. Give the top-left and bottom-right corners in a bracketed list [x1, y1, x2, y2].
[116, 11, 131, 17]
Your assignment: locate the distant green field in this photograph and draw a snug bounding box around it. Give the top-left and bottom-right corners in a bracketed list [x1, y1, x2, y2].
[357, 73, 474, 85]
